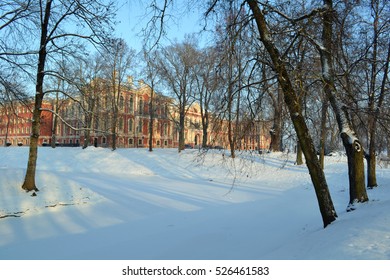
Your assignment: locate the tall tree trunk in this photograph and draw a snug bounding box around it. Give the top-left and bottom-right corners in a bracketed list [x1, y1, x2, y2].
[247, 0, 337, 227]
[319, 99, 329, 169]
[149, 81, 154, 152]
[51, 90, 59, 148]
[201, 107, 209, 148]
[83, 91, 96, 149]
[226, 63, 236, 157]
[202, 114, 209, 147]
[178, 106, 185, 152]
[269, 88, 283, 152]
[320, 0, 368, 208]
[22, 0, 53, 192]
[227, 46, 236, 158]
[366, 6, 390, 188]
[369, 41, 390, 182]
[295, 140, 303, 165]
[366, 0, 379, 188]
[234, 89, 241, 150]
[111, 71, 118, 150]
[112, 107, 117, 150]
[51, 109, 58, 148]
[366, 126, 378, 188]
[227, 90, 235, 158]
[22, 105, 41, 192]
[4, 108, 10, 146]
[83, 119, 91, 149]
[262, 66, 283, 152]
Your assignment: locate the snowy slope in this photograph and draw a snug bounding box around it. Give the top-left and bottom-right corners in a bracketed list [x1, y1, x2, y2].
[0, 147, 389, 260]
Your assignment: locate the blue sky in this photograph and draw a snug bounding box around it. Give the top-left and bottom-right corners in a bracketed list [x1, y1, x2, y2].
[114, 0, 207, 52]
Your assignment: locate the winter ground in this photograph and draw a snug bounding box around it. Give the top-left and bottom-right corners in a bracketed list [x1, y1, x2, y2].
[0, 146, 390, 260]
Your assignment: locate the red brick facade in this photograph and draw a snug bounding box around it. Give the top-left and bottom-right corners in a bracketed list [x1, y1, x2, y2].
[1, 79, 271, 150]
[0, 101, 53, 146]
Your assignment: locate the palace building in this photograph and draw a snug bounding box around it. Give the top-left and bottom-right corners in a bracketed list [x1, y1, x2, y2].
[1, 77, 271, 150]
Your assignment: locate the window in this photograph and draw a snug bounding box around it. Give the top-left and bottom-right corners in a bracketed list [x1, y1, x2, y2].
[138, 119, 143, 133]
[129, 96, 134, 113]
[128, 138, 133, 145]
[139, 98, 143, 115]
[128, 119, 133, 132]
[119, 95, 124, 110]
[119, 117, 124, 131]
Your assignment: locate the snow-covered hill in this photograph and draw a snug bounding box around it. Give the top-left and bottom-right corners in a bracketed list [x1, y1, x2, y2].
[0, 146, 389, 259]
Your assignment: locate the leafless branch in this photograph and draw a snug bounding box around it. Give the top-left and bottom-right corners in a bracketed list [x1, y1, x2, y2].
[39, 107, 108, 134]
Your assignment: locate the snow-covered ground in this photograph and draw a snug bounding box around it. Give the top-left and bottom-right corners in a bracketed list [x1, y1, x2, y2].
[0, 146, 390, 260]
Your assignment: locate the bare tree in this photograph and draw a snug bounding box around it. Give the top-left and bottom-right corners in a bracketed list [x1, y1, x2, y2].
[334, 0, 389, 186]
[15, 0, 116, 193]
[245, 0, 337, 227]
[70, 54, 106, 149]
[251, 0, 369, 209]
[193, 46, 219, 148]
[0, 1, 35, 104]
[154, 38, 198, 152]
[317, 0, 368, 209]
[101, 38, 135, 150]
[0, 78, 24, 146]
[143, 50, 160, 152]
[363, 0, 390, 188]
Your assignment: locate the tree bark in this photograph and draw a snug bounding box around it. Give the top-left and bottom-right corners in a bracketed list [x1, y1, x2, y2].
[51, 87, 59, 148]
[319, 99, 329, 169]
[368, 41, 390, 185]
[320, 0, 368, 207]
[247, 0, 337, 227]
[111, 105, 117, 150]
[366, 0, 379, 188]
[201, 107, 209, 147]
[178, 111, 185, 152]
[366, 5, 390, 188]
[269, 88, 283, 152]
[82, 84, 96, 149]
[22, 0, 53, 192]
[149, 81, 154, 152]
[295, 141, 303, 165]
[227, 89, 236, 158]
[366, 128, 378, 188]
